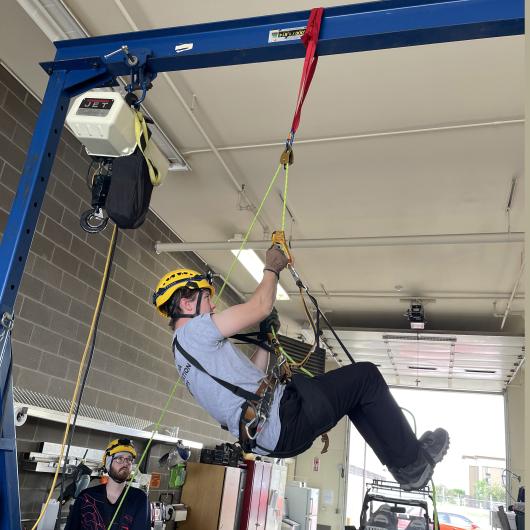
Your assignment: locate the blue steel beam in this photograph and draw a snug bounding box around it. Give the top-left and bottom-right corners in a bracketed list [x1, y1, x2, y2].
[42, 0, 523, 78]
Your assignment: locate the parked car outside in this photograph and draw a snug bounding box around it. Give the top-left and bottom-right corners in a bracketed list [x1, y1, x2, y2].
[437, 512, 480, 530]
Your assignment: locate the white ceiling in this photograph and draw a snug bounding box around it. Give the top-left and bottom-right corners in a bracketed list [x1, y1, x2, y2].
[2, 0, 525, 392]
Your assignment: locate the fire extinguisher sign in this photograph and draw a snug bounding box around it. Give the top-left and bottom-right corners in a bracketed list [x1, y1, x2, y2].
[313, 457, 320, 472]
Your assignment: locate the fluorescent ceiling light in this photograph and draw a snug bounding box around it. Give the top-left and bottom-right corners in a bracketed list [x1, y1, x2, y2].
[17, 0, 86, 41]
[231, 249, 290, 301]
[148, 125, 189, 171]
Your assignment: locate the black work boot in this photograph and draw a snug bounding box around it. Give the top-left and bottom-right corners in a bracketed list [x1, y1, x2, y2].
[389, 428, 450, 491]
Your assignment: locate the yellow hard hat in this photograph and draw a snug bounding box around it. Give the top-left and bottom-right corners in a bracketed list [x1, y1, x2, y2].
[153, 269, 215, 317]
[102, 438, 137, 467]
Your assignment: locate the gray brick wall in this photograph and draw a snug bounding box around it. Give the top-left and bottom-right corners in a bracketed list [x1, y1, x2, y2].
[0, 65, 237, 524]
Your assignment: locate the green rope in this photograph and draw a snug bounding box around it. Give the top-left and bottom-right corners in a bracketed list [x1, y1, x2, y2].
[106, 375, 181, 530]
[431, 480, 439, 530]
[281, 163, 289, 232]
[271, 328, 314, 378]
[215, 163, 283, 303]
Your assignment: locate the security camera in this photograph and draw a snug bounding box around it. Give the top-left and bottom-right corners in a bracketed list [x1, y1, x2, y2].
[405, 302, 425, 330]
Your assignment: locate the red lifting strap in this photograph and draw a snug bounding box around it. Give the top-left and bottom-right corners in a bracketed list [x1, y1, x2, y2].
[290, 7, 324, 139]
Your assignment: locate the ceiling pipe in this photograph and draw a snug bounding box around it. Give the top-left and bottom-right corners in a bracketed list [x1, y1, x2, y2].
[182, 118, 524, 156]
[112, 0, 270, 233]
[500, 257, 525, 330]
[155, 231, 523, 253]
[243, 290, 525, 300]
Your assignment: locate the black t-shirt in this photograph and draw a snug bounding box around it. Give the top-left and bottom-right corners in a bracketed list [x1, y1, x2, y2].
[65, 483, 150, 530]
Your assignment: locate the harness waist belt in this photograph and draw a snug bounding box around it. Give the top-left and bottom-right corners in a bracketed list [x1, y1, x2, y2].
[239, 378, 277, 452]
[241, 380, 270, 422]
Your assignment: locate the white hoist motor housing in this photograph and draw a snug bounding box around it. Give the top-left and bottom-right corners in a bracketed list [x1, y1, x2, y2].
[66, 91, 169, 180]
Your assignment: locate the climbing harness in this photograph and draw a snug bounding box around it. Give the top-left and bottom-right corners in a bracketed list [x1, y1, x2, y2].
[172, 334, 284, 453]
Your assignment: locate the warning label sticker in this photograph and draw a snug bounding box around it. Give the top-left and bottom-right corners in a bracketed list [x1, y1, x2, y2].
[268, 27, 306, 43]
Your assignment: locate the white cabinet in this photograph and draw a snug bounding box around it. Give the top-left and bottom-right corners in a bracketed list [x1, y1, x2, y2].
[285, 485, 319, 530]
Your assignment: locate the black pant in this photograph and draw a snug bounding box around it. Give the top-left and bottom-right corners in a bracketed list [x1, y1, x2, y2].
[272, 362, 419, 468]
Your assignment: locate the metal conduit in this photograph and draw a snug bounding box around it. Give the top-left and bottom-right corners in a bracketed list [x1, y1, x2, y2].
[500, 257, 526, 330]
[242, 290, 524, 300]
[155, 231, 524, 253]
[181, 118, 524, 156]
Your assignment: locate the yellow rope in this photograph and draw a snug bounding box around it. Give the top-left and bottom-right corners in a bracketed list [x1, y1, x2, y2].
[281, 163, 289, 232]
[215, 163, 283, 303]
[107, 374, 182, 530]
[31, 225, 118, 530]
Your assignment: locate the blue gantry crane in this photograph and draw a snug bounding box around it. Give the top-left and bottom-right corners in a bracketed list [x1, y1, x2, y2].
[0, 1, 524, 527]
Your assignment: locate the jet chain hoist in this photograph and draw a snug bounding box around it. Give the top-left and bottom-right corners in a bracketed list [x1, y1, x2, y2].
[65, 45, 167, 234]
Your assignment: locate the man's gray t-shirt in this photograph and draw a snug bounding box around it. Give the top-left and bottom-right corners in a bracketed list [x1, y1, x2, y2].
[173, 313, 284, 455]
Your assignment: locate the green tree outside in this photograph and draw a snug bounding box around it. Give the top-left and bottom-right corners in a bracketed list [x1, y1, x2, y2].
[475, 479, 505, 502]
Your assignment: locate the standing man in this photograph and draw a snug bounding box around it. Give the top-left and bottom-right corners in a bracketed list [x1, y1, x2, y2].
[153, 248, 449, 490]
[65, 439, 150, 529]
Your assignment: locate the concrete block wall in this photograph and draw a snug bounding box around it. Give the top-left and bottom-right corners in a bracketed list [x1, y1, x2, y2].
[0, 65, 237, 524]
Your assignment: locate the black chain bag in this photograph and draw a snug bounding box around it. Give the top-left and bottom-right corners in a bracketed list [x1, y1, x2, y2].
[106, 146, 153, 229]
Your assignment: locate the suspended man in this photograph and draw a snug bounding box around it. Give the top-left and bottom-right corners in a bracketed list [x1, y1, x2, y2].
[153, 247, 449, 490]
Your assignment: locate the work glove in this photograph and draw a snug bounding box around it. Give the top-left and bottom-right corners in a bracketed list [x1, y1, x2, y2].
[264, 246, 288, 277]
[258, 307, 281, 341]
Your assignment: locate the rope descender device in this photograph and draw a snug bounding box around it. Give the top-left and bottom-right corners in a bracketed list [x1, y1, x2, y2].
[271, 230, 293, 265]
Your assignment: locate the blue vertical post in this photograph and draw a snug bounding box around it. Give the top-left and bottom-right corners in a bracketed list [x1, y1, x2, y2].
[0, 331, 18, 528]
[0, 69, 70, 530]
